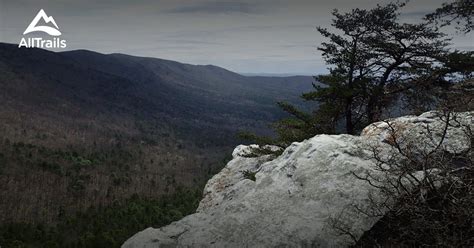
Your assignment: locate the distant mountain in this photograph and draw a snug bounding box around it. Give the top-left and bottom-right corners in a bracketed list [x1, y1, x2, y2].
[241, 72, 314, 77]
[0, 42, 315, 224]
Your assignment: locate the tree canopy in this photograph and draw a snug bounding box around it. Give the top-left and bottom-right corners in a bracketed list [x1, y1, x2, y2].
[247, 1, 473, 148]
[426, 0, 474, 33]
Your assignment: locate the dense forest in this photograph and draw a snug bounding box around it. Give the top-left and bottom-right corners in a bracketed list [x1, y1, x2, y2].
[0, 188, 202, 247]
[0, 43, 311, 247]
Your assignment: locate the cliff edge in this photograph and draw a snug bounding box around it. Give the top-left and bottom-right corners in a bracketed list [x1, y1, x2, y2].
[123, 111, 473, 247]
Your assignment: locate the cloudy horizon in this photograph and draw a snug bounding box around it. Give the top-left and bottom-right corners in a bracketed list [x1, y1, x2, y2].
[1, 0, 472, 75]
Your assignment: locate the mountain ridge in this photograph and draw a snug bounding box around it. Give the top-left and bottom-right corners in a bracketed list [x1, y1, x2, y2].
[0, 42, 315, 225]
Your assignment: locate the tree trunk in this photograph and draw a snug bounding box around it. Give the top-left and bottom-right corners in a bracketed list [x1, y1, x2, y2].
[345, 98, 354, 134]
[367, 96, 376, 123]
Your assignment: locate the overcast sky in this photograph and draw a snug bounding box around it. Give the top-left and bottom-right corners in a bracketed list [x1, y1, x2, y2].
[0, 0, 472, 75]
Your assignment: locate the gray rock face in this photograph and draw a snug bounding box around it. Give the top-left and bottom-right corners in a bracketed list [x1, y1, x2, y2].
[123, 111, 473, 248]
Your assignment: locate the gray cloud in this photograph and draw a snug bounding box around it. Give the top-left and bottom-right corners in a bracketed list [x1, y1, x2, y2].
[1, 0, 471, 75]
[155, 39, 225, 45]
[167, 1, 260, 14]
[280, 44, 316, 49]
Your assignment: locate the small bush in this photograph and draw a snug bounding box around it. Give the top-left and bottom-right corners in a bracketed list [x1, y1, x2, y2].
[242, 170, 257, 181]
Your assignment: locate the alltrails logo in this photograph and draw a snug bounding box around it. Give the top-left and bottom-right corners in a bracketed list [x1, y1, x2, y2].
[19, 9, 67, 48]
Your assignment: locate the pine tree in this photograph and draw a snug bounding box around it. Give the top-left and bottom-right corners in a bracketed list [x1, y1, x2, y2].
[241, 1, 472, 147]
[279, 2, 454, 135]
[426, 0, 474, 33]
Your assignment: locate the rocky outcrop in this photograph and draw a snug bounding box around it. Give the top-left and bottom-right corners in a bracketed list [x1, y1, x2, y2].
[123, 111, 473, 248]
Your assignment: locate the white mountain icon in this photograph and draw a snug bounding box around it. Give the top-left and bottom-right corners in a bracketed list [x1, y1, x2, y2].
[23, 9, 61, 36]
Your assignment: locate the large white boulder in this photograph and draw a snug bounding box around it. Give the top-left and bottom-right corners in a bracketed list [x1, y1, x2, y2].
[123, 111, 473, 248]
